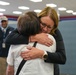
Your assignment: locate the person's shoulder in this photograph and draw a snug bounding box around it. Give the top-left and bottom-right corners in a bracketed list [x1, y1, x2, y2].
[47, 34, 55, 41]
[54, 28, 63, 40]
[47, 34, 53, 37]
[11, 28, 19, 33]
[10, 44, 27, 51]
[8, 26, 15, 30]
[55, 28, 61, 34]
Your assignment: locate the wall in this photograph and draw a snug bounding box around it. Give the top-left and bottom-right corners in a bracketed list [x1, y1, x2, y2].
[59, 20, 76, 75]
[8, 20, 17, 28]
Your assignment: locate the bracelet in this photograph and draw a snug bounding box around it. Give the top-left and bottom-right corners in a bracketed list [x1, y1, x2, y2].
[42, 51, 48, 60]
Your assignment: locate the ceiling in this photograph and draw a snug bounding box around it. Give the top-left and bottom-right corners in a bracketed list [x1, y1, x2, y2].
[0, 0, 76, 17]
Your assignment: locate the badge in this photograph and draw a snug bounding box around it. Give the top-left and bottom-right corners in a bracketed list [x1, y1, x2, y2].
[2, 43, 6, 48]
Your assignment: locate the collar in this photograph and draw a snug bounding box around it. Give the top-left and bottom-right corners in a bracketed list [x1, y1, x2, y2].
[0, 26, 8, 32]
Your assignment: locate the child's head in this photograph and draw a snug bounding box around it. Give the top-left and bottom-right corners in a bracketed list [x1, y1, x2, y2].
[17, 11, 41, 36]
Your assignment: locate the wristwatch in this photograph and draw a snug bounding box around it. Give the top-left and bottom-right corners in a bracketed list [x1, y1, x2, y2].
[42, 51, 48, 60]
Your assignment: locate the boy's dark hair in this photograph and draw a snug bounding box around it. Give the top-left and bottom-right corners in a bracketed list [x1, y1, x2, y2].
[17, 11, 41, 36]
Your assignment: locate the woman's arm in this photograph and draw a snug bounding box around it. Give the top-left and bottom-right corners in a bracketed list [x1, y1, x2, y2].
[5, 29, 52, 46]
[5, 29, 29, 44]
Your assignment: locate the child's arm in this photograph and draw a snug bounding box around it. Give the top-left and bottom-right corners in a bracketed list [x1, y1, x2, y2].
[6, 65, 14, 75]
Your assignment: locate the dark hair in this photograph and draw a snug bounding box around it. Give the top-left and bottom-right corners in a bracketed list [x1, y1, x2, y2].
[17, 11, 41, 36]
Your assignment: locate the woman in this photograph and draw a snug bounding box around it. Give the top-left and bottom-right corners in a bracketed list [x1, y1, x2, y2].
[6, 11, 56, 75]
[5, 7, 66, 75]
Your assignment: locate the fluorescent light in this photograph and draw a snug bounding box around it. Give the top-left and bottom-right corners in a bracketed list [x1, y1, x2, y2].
[0, 8, 6, 11]
[58, 7, 66, 11]
[13, 11, 22, 14]
[34, 9, 42, 13]
[18, 6, 29, 10]
[72, 12, 76, 15]
[30, 0, 42, 2]
[0, 13, 3, 15]
[66, 10, 73, 13]
[0, 1, 10, 5]
[46, 3, 57, 7]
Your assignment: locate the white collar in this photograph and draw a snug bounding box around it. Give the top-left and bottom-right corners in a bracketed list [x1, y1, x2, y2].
[1, 26, 8, 32]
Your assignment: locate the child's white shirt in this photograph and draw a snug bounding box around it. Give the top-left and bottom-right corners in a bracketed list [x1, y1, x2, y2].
[7, 34, 56, 75]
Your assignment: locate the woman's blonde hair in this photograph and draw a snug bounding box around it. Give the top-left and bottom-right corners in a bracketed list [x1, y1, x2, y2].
[38, 7, 59, 34]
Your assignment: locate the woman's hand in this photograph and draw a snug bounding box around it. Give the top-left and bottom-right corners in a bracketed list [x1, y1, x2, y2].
[20, 47, 44, 60]
[30, 33, 53, 46]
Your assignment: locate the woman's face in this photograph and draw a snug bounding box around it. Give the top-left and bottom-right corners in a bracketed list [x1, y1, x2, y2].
[40, 16, 54, 33]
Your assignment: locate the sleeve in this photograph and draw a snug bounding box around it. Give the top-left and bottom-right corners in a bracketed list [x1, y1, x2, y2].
[5, 29, 29, 45]
[45, 29, 66, 64]
[7, 45, 14, 66]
